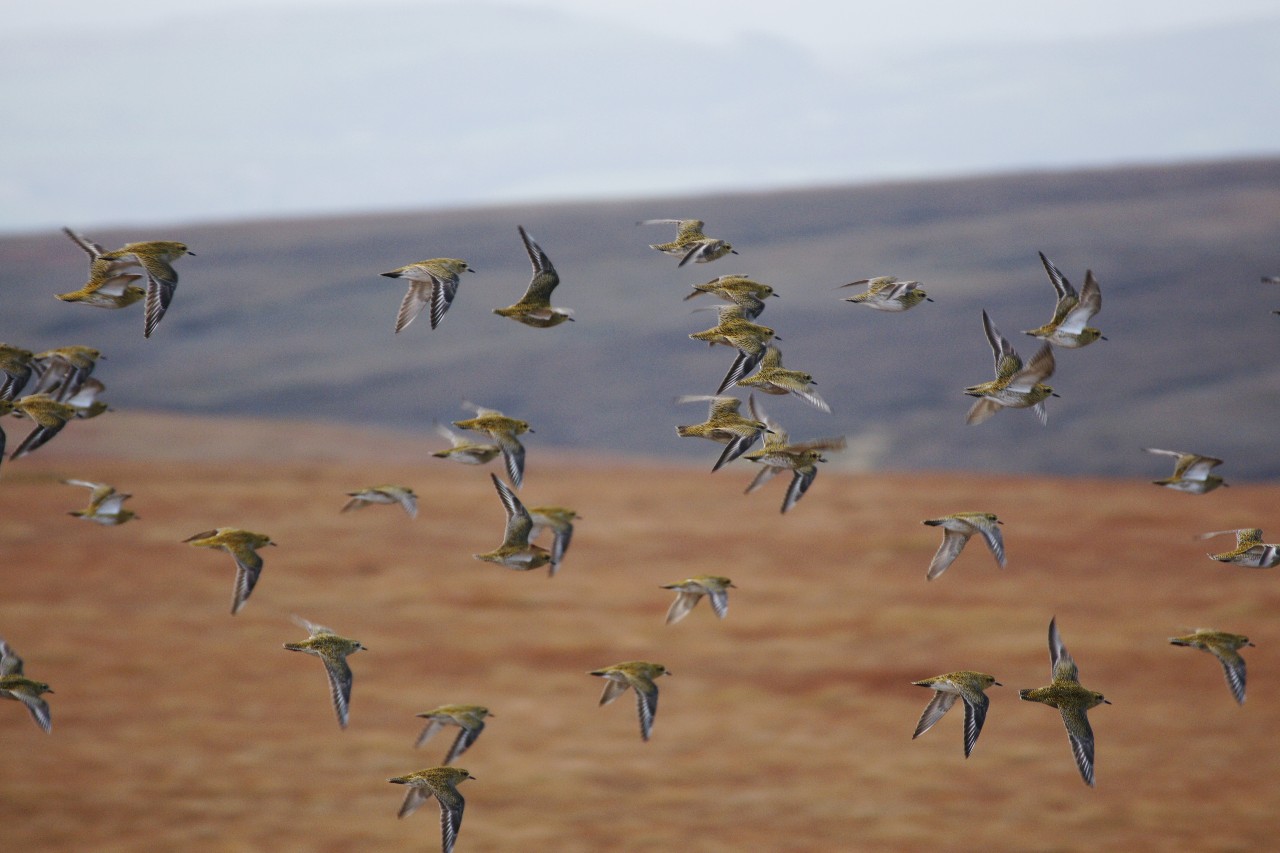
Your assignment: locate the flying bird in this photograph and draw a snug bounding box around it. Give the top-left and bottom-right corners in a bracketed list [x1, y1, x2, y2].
[493, 226, 573, 327]
[639, 218, 737, 266]
[920, 512, 1006, 581]
[183, 527, 276, 615]
[430, 423, 502, 467]
[661, 575, 735, 624]
[910, 671, 1001, 758]
[1022, 252, 1105, 347]
[63, 479, 137, 526]
[1144, 448, 1228, 494]
[589, 661, 670, 741]
[964, 311, 1056, 425]
[283, 615, 366, 729]
[387, 766, 474, 853]
[688, 304, 779, 394]
[1019, 618, 1110, 787]
[735, 344, 830, 412]
[473, 473, 552, 571]
[838, 275, 932, 311]
[341, 485, 418, 518]
[413, 705, 493, 764]
[381, 257, 473, 332]
[90, 240, 194, 337]
[528, 505, 579, 577]
[1169, 629, 1253, 705]
[10, 394, 79, 460]
[675, 394, 771, 472]
[742, 396, 845, 513]
[0, 637, 53, 733]
[452, 403, 531, 489]
[1197, 528, 1279, 568]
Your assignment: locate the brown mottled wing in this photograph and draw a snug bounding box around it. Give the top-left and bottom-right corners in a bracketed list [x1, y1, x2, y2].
[1060, 706, 1096, 786]
[517, 226, 559, 303]
[982, 310, 1022, 379]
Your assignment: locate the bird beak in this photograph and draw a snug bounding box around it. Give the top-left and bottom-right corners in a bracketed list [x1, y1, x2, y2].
[993, 681, 1003, 686]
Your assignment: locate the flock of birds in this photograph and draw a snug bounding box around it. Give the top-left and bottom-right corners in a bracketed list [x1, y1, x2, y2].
[0, 216, 1275, 850]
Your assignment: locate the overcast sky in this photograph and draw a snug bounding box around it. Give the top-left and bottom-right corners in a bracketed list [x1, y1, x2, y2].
[3, 0, 1278, 233]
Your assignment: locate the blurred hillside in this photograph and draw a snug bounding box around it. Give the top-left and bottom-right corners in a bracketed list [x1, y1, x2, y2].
[2, 158, 1278, 477]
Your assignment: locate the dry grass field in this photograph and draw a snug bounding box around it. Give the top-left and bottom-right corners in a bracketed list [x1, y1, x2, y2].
[2, 413, 1279, 851]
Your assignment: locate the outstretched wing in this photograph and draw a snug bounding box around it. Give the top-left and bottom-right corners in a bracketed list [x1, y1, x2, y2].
[912, 690, 958, 740]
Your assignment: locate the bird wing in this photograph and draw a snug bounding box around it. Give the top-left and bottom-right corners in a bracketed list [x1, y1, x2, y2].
[493, 434, 526, 490]
[1215, 648, 1247, 705]
[445, 721, 484, 764]
[780, 465, 817, 514]
[517, 226, 559, 303]
[3, 687, 52, 733]
[137, 255, 179, 338]
[549, 524, 573, 568]
[0, 638, 24, 676]
[977, 520, 1007, 569]
[1057, 270, 1101, 333]
[394, 281, 431, 333]
[322, 653, 354, 728]
[717, 347, 765, 394]
[493, 474, 533, 546]
[926, 529, 970, 580]
[11, 419, 69, 459]
[962, 394, 995, 424]
[397, 785, 430, 820]
[982, 310, 1022, 378]
[707, 588, 730, 619]
[438, 790, 465, 853]
[664, 591, 701, 625]
[961, 691, 990, 758]
[1060, 706, 1096, 786]
[596, 677, 630, 706]
[95, 492, 130, 515]
[290, 614, 335, 636]
[912, 690, 958, 739]
[1178, 454, 1223, 481]
[430, 276, 459, 330]
[230, 552, 264, 615]
[712, 430, 761, 472]
[1038, 251, 1078, 304]
[1007, 344, 1055, 393]
[391, 488, 418, 519]
[1049, 618, 1080, 682]
[414, 718, 446, 748]
[743, 464, 782, 495]
[633, 679, 659, 741]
